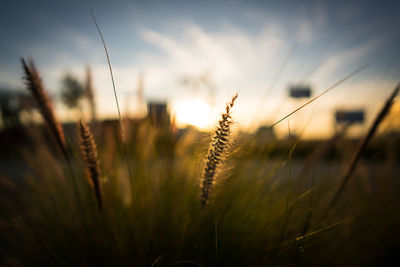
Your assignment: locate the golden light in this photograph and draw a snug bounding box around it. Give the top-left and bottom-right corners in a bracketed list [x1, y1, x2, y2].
[174, 98, 213, 129]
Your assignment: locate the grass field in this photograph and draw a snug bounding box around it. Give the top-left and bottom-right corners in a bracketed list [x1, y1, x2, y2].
[0, 60, 399, 267]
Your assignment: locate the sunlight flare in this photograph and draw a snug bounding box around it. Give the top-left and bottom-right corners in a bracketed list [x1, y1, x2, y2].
[174, 98, 213, 129]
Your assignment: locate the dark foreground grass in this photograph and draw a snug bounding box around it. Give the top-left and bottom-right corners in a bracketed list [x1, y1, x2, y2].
[1, 117, 400, 266]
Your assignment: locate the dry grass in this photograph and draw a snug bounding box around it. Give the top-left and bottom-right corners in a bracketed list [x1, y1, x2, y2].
[79, 119, 102, 211]
[325, 83, 400, 219]
[3, 49, 397, 266]
[21, 58, 67, 159]
[200, 93, 238, 208]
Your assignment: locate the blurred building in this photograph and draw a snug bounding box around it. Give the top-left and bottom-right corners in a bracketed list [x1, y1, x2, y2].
[147, 101, 170, 128]
[255, 125, 276, 144]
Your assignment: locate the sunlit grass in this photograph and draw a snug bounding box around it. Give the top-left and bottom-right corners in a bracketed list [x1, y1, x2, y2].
[0, 59, 399, 266]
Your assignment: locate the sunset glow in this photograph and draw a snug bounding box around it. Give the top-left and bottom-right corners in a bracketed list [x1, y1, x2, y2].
[174, 98, 213, 129]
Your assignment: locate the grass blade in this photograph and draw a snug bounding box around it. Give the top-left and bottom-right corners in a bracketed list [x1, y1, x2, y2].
[324, 83, 400, 220]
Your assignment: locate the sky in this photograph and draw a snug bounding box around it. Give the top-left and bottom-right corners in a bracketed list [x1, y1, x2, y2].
[1, 0, 400, 138]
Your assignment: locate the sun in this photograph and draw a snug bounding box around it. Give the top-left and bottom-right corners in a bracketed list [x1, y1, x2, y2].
[174, 98, 213, 129]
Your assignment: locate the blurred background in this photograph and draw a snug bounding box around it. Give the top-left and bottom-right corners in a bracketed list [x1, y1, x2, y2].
[0, 0, 399, 139]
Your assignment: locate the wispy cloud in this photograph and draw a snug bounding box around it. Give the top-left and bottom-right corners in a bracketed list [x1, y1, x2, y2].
[140, 22, 288, 96]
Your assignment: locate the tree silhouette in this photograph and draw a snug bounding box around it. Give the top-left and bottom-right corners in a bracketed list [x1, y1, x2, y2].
[60, 74, 85, 112]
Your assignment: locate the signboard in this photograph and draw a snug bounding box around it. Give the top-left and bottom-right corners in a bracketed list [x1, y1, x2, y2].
[289, 85, 312, 98]
[335, 110, 364, 124]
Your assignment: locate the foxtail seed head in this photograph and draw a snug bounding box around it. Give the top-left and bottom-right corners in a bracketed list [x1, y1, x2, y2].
[79, 119, 102, 211]
[200, 93, 238, 208]
[21, 58, 67, 159]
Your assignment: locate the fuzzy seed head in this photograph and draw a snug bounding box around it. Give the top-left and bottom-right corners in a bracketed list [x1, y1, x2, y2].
[200, 93, 237, 208]
[79, 119, 102, 211]
[21, 58, 67, 158]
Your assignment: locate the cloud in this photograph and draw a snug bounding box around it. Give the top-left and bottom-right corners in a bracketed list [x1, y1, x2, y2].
[311, 35, 384, 85]
[296, 21, 313, 43]
[140, 23, 288, 97]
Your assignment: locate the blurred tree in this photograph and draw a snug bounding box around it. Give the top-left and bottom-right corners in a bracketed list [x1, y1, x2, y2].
[61, 74, 85, 114]
[0, 92, 20, 128]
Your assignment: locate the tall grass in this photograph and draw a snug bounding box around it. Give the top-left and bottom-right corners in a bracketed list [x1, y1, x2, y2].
[201, 93, 237, 208]
[21, 58, 67, 159]
[0, 58, 399, 266]
[79, 119, 102, 211]
[324, 83, 400, 220]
